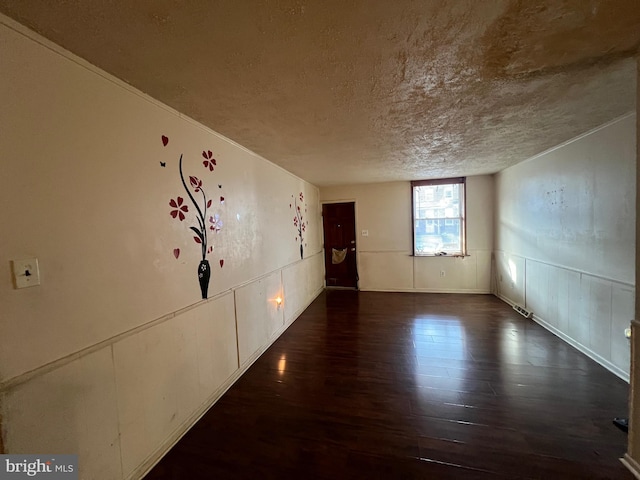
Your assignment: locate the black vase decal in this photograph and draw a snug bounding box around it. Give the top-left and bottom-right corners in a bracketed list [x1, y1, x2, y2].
[198, 260, 211, 299]
[291, 192, 308, 260]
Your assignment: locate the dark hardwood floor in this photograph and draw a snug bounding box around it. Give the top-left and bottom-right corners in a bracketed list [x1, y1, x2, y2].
[145, 291, 632, 479]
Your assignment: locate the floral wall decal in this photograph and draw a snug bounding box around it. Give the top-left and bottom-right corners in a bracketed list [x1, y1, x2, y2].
[291, 192, 308, 259]
[163, 135, 224, 299]
[169, 196, 189, 221]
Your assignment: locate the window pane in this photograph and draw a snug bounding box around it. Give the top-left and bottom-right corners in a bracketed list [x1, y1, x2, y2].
[412, 180, 464, 256]
[413, 184, 460, 218]
[414, 219, 460, 254]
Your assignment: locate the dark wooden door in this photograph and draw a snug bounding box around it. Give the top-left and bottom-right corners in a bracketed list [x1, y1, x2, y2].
[322, 202, 358, 288]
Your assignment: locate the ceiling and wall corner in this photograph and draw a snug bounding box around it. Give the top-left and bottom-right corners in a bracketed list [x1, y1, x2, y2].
[0, 0, 637, 186]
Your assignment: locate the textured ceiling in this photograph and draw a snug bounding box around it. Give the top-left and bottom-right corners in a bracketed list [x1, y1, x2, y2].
[1, 0, 638, 186]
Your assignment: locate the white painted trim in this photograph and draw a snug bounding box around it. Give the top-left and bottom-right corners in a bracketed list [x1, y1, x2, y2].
[495, 293, 517, 308]
[508, 111, 636, 169]
[0, 289, 220, 391]
[285, 286, 325, 326]
[495, 293, 630, 383]
[361, 288, 492, 294]
[493, 249, 635, 289]
[531, 313, 629, 383]
[0, 252, 325, 392]
[622, 453, 640, 479]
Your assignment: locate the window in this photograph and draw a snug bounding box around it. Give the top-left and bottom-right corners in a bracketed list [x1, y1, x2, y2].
[412, 177, 465, 256]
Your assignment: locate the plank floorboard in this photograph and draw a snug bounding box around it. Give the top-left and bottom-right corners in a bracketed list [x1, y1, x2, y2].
[145, 291, 631, 479]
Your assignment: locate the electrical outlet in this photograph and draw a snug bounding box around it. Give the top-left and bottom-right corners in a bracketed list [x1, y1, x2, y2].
[440, 270, 445, 277]
[361, 230, 369, 237]
[11, 258, 40, 289]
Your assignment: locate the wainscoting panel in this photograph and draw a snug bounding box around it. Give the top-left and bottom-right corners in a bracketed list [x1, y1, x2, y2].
[494, 250, 633, 381]
[235, 271, 284, 367]
[1, 346, 122, 479]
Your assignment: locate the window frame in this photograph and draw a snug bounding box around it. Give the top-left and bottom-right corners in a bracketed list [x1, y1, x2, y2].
[411, 177, 466, 256]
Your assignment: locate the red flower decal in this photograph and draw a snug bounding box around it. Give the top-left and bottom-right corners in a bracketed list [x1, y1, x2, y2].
[166, 150, 222, 299]
[220, 196, 225, 204]
[220, 259, 224, 268]
[162, 135, 169, 146]
[202, 150, 217, 171]
[169, 197, 189, 221]
[189, 176, 203, 192]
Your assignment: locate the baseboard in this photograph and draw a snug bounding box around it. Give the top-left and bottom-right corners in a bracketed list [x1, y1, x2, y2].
[495, 293, 516, 308]
[622, 453, 640, 479]
[129, 359, 247, 479]
[131, 286, 323, 480]
[285, 285, 324, 326]
[494, 293, 630, 383]
[360, 288, 492, 294]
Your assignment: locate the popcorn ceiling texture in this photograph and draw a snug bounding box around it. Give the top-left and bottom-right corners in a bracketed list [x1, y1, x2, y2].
[1, 0, 638, 186]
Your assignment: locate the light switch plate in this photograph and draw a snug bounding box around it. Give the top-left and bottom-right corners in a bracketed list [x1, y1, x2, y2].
[11, 258, 40, 289]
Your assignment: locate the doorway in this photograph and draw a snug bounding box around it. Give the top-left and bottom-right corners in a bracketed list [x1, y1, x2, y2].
[322, 202, 358, 288]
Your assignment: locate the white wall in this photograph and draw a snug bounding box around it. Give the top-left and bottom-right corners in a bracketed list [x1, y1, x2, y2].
[0, 16, 323, 479]
[494, 113, 636, 380]
[320, 175, 494, 293]
[624, 55, 640, 476]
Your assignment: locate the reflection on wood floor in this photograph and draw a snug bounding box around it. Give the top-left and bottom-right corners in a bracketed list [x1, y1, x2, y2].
[146, 291, 631, 479]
